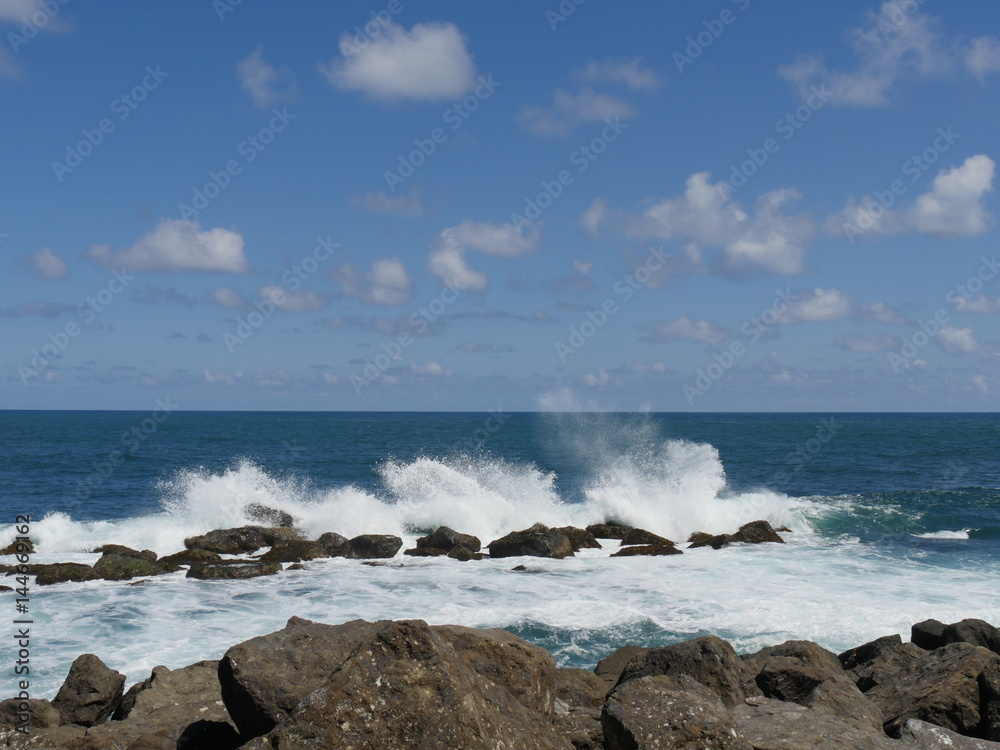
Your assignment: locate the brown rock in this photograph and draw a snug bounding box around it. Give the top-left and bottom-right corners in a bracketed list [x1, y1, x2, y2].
[157, 549, 222, 566]
[447, 546, 483, 561]
[185, 561, 281, 580]
[32, 562, 101, 586]
[416, 525, 481, 553]
[619, 528, 674, 547]
[51, 653, 125, 727]
[556, 668, 607, 711]
[733, 696, 902, 750]
[344, 534, 402, 559]
[731, 520, 785, 544]
[610, 543, 683, 557]
[89, 545, 157, 562]
[488, 524, 574, 559]
[183, 526, 302, 555]
[93, 553, 179, 581]
[912, 618, 948, 650]
[595, 645, 651, 688]
[689, 534, 733, 550]
[552, 526, 602, 551]
[317, 531, 349, 554]
[257, 539, 329, 564]
[0, 698, 61, 729]
[403, 547, 449, 557]
[687, 531, 714, 545]
[585, 523, 631, 540]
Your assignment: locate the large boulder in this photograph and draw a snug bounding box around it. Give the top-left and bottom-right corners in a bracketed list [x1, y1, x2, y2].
[555, 668, 607, 712]
[0, 698, 61, 729]
[184, 526, 302, 555]
[416, 526, 481, 553]
[51, 653, 125, 727]
[93, 553, 179, 581]
[733, 696, 902, 750]
[552, 526, 602, 551]
[158, 549, 222, 566]
[343, 534, 403, 559]
[257, 540, 329, 564]
[595, 645, 651, 688]
[689, 534, 733, 550]
[554, 708, 604, 750]
[746, 639, 844, 676]
[912, 619, 949, 650]
[251, 620, 572, 749]
[602, 674, 752, 750]
[31, 563, 101, 586]
[488, 524, 574, 559]
[731, 520, 785, 544]
[619, 528, 674, 547]
[897, 718, 1000, 749]
[317, 531, 349, 555]
[840, 634, 904, 669]
[943, 619, 1000, 656]
[244, 503, 294, 527]
[90, 545, 157, 562]
[585, 523, 631, 540]
[842, 637, 927, 692]
[616, 635, 761, 708]
[186, 561, 281, 580]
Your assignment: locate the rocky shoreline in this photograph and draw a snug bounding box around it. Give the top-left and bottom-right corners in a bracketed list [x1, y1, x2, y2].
[2, 615, 1000, 749]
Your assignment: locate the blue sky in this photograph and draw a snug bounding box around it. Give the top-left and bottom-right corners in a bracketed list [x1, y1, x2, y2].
[3, 0, 1000, 411]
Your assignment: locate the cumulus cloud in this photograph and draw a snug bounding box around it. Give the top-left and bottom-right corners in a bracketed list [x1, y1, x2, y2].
[574, 58, 660, 90]
[320, 21, 476, 103]
[332, 256, 413, 306]
[856, 301, 909, 325]
[964, 36, 1000, 79]
[350, 189, 424, 217]
[585, 172, 814, 276]
[516, 87, 634, 137]
[23, 248, 68, 279]
[258, 286, 327, 312]
[954, 294, 1000, 313]
[428, 221, 540, 290]
[935, 324, 980, 354]
[85, 219, 248, 274]
[236, 45, 296, 107]
[645, 316, 728, 344]
[777, 288, 852, 324]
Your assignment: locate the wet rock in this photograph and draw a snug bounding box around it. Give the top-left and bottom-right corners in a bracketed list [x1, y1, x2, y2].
[447, 546, 484, 561]
[185, 561, 281, 580]
[184, 526, 302, 555]
[610, 543, 683, 557]
[556, 668, 607, 711]
[416, 525, 482, 553]
[245, 503, 294, 528]
[257, 539, 329, 563]
[731, 520, 785, 544]
[912, 619, 948, 650]
[552, 526, 602, 551]
[733, 696, 902, 750]
[0, 698, 61, 728]
[0, 538, 33, 556]
[687, 531, 714, 545]
[617, 635, 761, 708]
[157, 548, 222, 566]
[840, 634, 904, 670]
[619, 528, 674, 547]
[317, 531, 349, 554]
[689, 534, 733, 550]
[896, 718, 1000, 749]
[90, 544, 157, 562]
[595, 645, 651, 688]
[403, 546, 449, 557]
[943, 619, 1000, 656]
[32, 562, 101, 586]
[488, 524, 574, 559]
[93, 553, 179, 581]
[585, 523, 631, 540]
[746, 639, 844, 676]
[344, 533, 402, 559]
[603, 674, 752, 750]
[51, 653, 125, 727]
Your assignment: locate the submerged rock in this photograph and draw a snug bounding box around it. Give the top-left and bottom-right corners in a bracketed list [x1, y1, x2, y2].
[51, 653, 125, 727]
[610, 543, 683, 557]
[488, 524, 574, 559]
[31, 562, 101, 586]
[93, 553, 179, 581]
[186, 561, 281, 580]
[257, 539, 329, 563]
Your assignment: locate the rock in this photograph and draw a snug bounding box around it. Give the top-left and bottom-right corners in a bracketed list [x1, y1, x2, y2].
[257, 540, 329, 563]
[617, 635, 761, 708]
[254, 620, 572, 749]
[403, 547, 449, 557]
[186, 561, 281, 580]
[447, 546, 483, 561]
[585, 523, 631, 540]
[0, 539, 33, 555]
[287, 563, 306, 571]
[896, 718, 1000, 749]
[777, 525, 793, 532]
[733, 696, 902, 750]
[687, 531, 714, 545]
[32, 562, 101, 586]
[488, 524, 574, 559]
[840, 634, 904, 669]
[603, 674, 752, 750]
[157, 548, 222, 566]
[848, 640, 927, 693]
[0, 698, 61, 728]
[981, 661, 1000, 741]
[552, 526, 602, 551]
[90, 544, 157, 562]
[183, 526, 302, 555]
[317, 531, 349, 554]
[556, 669, 607, 710]
[619, 528, 675, 547]
[866, 641, 1000, 737]
[416, 525, 482, 553]
[689, 534, 733, 550]
[245, 503, 294, 527]
[554, 707, 604, 750]
[610, 543, 683, 557]
[943, 619, 1000, 656]
[93, 553, 179, 581]
[344, 533, 402, 559]
[731, 520, 785, 544]
[51, 653, 125, 727]
[912, 619, 949, 650]
[595, 646, 651, 688]
[746, 639, 844, 676]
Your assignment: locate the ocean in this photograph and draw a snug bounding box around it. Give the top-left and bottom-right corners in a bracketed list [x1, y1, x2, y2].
[2, 410, 998, 698]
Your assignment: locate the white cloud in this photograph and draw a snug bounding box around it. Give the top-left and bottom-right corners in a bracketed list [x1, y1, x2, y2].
[23, 248, 68, 279]
[647, 316, 728, 344]
[575, 58, 660, 90]
[972, 374, 991, 394]
[585, 172, 814, 276]
[428, 221, 539, 290]
[516, 87, 634, 137]
[964, 36, 1000, 78]
[350, 189, 424, 217]
[910, 155, 995, 236]
[857, 301, 908, 325]
[86, 219, 248, 273]
[935, 324, 980, 354]
[258, 286, 327, 312]
[209, 285, 247, 309]
[332, 256, 413, 306]
[320, 21, 475, 103]
[572, 258, 592, 275]
[236, 45, 296, 108]
[835, 333, 900, 353]
[582, 369, 611, 387]
[954, 294, 1000, 313]
[778, 288, 852, 324]
[411, 360, 449, 376]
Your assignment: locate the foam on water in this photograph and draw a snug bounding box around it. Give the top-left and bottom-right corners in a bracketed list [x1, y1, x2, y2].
[913, 529, 974, 540]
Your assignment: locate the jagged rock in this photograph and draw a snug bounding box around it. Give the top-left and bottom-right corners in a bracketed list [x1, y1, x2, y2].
[185, 561, 281, 580]
[317, 531, 349, 554]
[733, 696, 902, 750]
[840, 634, 904, 669]
[912, 619, 948, 650]
[404, 547, 448, 557]
[51, 654, 125, 727]
[731, 520, 785, 544]
[689, 534, 733, 550]
[595, 646, 651, 688]
[603, 674, 752, 750]
[619, 528, 674, 547]
[866, 641, 1000, 737]
[93, 553, 179, 581]
[610, 543, 683, 557]
[251, 620, 572, 749]
[0, 698, 61, 728]
[777, 525, 793, 532]
[488, 524, 574, 559]
[245, 503, 294, 527]
[552, 526, 602, 551]
[90, 544, 157, 562]
[416, 526, 482, 553]
[158, 548, 222, 566]
[556, 669, 607, 711]
[943, 619, 1000, 656]
[687, 531, 714, 545]
[32, 562, 101, 586]
[184, 526, 302, 555]
[343, 534, 402, 559]
[746, 639, 844, 676]
[585, 523, 631, 540]
[447, 546, 483, 561]
[0, 538, 33, 556]
[555, 707, 604, 750]
[846, 639, 928, 692]
[896, 718, 1000, 749]
[617, 635, 761, 708]
[257, 540, 329, 563]
[981, 662, 1000, 741]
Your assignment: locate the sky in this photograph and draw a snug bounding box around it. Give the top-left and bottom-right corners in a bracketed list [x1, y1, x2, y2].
[2, 0, 1000, 412]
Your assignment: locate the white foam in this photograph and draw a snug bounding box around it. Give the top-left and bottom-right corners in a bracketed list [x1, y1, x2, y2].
[913, 529, 973, 540]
